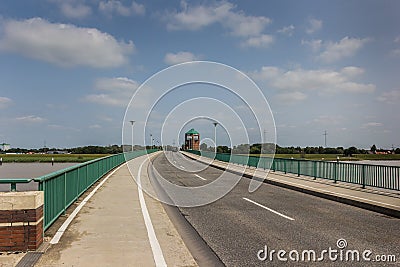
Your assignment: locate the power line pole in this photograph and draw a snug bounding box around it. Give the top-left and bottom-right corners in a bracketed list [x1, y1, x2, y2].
[323, 130, 327, 147]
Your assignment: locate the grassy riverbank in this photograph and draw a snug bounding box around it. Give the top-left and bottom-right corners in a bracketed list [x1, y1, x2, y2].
[0, 154, 108, 163]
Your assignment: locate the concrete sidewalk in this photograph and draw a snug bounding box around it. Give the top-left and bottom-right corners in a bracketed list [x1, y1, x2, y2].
[35, 153, 197, 267]
[182, 152, 400, 218]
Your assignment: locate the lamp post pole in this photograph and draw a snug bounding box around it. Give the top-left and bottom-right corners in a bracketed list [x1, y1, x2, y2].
[129, 120, 135, 152]
[213, 122, 218, 153]
[150, 134, 153, 149]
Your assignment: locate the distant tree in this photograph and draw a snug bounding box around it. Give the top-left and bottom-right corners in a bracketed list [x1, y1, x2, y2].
[395, 148, 400, 154]
[371, 144, 377, 153]
[232, 144, 250, 154]
[344, 146, 359, 157]
[200, 143, 208, 151]
[250, 145, 261, 154]
[217, 146, 230, 153]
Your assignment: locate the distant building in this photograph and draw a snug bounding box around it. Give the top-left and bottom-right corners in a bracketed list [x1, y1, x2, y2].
[185, 129, 200, 150]
[0, 143, 10, 151]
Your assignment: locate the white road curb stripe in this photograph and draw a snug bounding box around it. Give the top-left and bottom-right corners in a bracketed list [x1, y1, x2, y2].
[194, 174, 207, 181]
[138, 157, 168, 267]
[243, 197, 295, 221]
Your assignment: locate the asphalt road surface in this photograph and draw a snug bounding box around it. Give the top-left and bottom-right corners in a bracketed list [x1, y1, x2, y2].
[150, 152, 399, 267]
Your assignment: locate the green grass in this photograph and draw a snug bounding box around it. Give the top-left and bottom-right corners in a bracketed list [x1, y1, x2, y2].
[0, 154, 109, 163]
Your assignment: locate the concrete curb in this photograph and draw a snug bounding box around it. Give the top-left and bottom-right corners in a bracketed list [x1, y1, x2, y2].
[182, 153, 400, 219]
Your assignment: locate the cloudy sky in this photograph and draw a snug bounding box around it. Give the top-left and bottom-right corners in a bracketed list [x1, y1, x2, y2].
[0, 0, 399, 149]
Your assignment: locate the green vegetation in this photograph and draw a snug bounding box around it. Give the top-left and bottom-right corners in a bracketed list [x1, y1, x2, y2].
[0, 154, 107, 163]
[254, 154, 400, 161]
[198, 143, 400, 161]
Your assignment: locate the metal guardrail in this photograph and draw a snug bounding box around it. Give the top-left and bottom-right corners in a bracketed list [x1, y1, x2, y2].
[0, 149, 157, 230]
[187, 150, 400, 191]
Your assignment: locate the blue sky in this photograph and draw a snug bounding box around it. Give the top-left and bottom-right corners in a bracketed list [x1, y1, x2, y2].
[0, 0, 399, 149]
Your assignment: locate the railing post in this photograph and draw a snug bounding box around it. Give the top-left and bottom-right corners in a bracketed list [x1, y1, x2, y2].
[64, 172, 67, 214]
[333, 163, 337, 183]
[313, 161, 317, 180]
[362, 164, 366, 189]
[334, 162, 337, 183]
[284, 160, 287, 174]
[11, 182, 16, 192]
[297, 160, 300, 177]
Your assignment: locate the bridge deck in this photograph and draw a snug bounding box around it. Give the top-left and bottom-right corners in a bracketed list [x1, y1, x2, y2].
[35, 153, 197, 267]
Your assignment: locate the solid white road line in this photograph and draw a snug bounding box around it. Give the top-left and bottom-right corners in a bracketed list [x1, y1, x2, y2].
[180, 165, 185, 169]
[242, 197, 295, 221]
[138, 158, 167, 267]
[50, 163, 126, 244]
[268, 177, 400, 209]
[194, 174, 207, 181]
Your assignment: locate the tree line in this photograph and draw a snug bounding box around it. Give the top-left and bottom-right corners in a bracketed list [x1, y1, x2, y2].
[200, 143, 400, 156]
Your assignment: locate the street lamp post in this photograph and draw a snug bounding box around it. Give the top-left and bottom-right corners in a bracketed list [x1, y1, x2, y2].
[129, 120, 135, 152]
[150, 134, 153, 149]
[213, 122, 218, 154]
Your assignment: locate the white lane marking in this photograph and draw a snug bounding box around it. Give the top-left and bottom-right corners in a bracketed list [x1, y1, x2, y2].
[138, 158, 167, 267]
[50, 163, 126, 244]
[173, 161, 177, 163]
[269, 177, 400, 209]
[180, 165, 185, 169]
[243, 197, 295, 221]
[194, 174, 207, 181]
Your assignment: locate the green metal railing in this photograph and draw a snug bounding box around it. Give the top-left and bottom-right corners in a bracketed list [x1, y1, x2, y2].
[0, 149, 157, 230]
[187, 150, 400, 191]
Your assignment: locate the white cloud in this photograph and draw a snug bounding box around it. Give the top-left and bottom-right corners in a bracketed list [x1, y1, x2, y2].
[306, 18, 322, 34]
[84, 77, 139, 107]
[277, 25, 294, 36]
[0, 18, 134, 68]
[377, 90, 400, 104]
[275, 91, 306, 103]
[16, 115, 46, 123]
[89, 124, 102, 129]
[61, 2, 92, 19]
[164, 51, 200, 65]
[163, 1, 271, 37]
[301, 39, 322, 52]
[312, 115, 344, 125]
[363, 122, 383, 127]
[391, 49, 400, 57]
[241, 34, 274, 48]
[0, 97, 12, 109]
[99, 0, 145, 16]
[250, 66, 375, 94]
[340, 66, 365, 77]
[318, 37, 370, 63]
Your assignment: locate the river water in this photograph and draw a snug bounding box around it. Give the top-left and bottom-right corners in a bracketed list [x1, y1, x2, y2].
[0, 162, 78, 191]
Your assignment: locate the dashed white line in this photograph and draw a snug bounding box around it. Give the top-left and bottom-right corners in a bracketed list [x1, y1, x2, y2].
[180, 165, 185, 169]
[243, 197, 294, 221]
[138, 158, 167, 267]
[194, 174, 207, 181]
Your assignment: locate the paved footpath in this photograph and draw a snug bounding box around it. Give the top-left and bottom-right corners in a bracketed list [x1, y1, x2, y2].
[35, 152, 197, 267]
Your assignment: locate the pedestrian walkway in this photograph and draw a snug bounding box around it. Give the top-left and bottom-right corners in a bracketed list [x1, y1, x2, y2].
[182, 152, 400, 218]
[35, 153, 197, 267]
